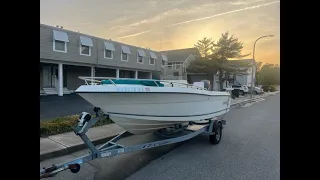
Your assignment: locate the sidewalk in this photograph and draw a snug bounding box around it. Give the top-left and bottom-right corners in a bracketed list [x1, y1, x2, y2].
[40, 91, 279, 161]
[40, 123, 124, 161]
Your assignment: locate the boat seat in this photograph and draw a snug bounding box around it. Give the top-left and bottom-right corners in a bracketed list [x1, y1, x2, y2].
[101, 79, 164, 87]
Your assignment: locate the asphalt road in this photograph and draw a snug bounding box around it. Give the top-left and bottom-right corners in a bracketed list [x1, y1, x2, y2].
[40, 94, 95, 120]
[126, 94, 280, 180]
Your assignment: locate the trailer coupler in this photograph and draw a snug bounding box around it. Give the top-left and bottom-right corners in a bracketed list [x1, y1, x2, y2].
[40, 163, 81, 179]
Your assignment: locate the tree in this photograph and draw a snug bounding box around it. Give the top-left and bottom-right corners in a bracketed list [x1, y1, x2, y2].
[188, 31, 251, 90]
[194, 37, 214, 57]
[258, 63, 280, 85]
[255, 61, 264, 85]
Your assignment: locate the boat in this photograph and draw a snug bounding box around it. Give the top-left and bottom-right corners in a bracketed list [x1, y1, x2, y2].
[75, 77, 231, 135]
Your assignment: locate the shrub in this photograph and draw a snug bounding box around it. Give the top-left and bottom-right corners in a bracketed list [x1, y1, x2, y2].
[261, 85, 277, 92]
[40, 115, 113, 137]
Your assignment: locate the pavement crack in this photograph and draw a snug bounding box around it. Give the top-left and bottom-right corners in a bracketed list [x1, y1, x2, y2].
[47, 137, 68, 148]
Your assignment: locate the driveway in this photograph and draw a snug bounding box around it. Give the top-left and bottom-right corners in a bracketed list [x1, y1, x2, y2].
[40, 94, 95, 120]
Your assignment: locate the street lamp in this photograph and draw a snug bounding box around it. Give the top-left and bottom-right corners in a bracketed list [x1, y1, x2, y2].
[250, 35, 274, 98]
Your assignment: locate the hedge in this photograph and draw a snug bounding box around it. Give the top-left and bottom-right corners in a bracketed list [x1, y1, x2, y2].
[40, 115, 113, 137]
[261, 85, 277, 92]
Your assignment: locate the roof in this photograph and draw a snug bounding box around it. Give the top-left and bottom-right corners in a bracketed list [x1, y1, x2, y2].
[40, 23, 158, 52]
[228, 59, 253, 63]
[160, 48, 201, 62]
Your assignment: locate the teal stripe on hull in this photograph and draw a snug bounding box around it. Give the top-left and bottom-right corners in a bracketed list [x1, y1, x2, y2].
[101, 79, 164, 87]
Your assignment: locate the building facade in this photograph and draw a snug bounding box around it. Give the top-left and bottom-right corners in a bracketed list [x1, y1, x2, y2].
[160, 48, 201, 80]
[187, 59, 256, 91]
[40, 24, 168, 96]
[229, 59, 256, 88]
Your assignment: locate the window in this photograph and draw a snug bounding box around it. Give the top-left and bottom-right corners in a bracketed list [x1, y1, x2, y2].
[137, 49, 145, 64]
[121, 45, 131, 61]
[149, 51, 157, 65]
[80, 45, 90, 56]
[174, 72, 179, 76]
[161, 54, 168, 67]
[122, 52, 128, 61]
[175, 63, 181, 70]
[104, 42, 115, 59]
[104, 49, 113, 59]
[54, 40, 67, 52]
[79, 36, 93, 56]
[149, 57, 155, 65]
[162, 59, 166, 67]
[137, 55, 143, 63]
[52, 30, 69, 53]
[168, 63, 173, 69]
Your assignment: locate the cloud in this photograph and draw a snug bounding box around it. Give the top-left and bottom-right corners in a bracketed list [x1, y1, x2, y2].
[229, 0, 249, 6]
[76, 22, 94, 26]
[118, 0, 280, 39]
[118, 30, 154, 39]
[109, 8, 182, 31]
[166, 1, 280, 27]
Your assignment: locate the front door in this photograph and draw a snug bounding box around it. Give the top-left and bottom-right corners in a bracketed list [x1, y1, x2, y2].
[42, 66, 53, 87]
[53, 66, 59, 88]
[52, 66, 68, 88]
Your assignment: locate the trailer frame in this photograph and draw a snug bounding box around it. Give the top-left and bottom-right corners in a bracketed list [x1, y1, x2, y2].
[40, 107, 226, 179]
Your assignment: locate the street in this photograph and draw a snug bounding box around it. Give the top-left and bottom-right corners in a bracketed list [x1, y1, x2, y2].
[127, 94, 280, 180]
[40, 93, 280, 180]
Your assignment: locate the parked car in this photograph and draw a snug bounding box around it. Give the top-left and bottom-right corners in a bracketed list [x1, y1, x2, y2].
[248, 86, 264, 94]
[231, 85, 249, 95]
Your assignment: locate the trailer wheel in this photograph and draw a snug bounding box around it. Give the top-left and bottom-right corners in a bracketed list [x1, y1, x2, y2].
[209, 122, 222, 145]
[69, 164, 81, 173]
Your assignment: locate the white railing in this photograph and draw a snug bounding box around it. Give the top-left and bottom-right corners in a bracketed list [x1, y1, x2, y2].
[183, 54, 195, 68]
[78, 76, 208, 90]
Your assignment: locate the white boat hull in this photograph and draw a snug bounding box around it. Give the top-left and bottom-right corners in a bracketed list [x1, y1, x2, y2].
[77, 87, 231, 134]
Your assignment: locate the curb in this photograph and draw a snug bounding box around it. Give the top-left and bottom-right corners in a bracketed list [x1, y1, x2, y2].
[40, 134, 117, 162]
[230, 91, 279, 107]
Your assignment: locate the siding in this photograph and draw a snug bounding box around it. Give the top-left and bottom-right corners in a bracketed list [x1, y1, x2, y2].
[40, 24, 163, 72]
[235, 75, 246, 85]
[40, 25, 97, 65]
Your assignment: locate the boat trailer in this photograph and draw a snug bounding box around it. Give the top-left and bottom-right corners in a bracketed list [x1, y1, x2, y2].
[40, 107, 226, 179]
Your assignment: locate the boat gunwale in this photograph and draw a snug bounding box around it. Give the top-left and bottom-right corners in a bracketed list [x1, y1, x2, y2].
[76, 91, 230, 96]
[79, 76, 209, 90]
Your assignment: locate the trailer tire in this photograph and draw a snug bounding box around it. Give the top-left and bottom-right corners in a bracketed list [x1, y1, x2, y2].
[69, 164, 81, 173]
[209, 122, 222, 145]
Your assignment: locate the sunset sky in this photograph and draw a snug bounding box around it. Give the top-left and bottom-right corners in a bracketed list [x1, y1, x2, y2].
[40, 0, 280, 64]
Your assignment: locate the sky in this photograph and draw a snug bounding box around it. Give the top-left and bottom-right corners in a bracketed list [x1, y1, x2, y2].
[40, 0, 280, 64]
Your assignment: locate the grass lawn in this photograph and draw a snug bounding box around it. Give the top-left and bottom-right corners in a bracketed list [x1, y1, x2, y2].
[40, 114, 113, 137]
